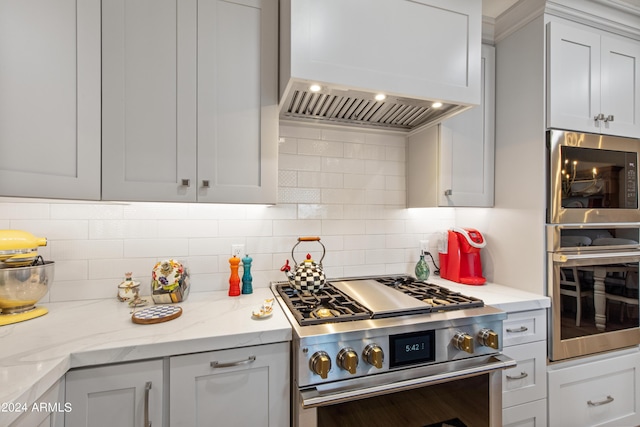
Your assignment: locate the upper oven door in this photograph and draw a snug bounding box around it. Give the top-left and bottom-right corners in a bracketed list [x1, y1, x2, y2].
[548, 129, 640, 223]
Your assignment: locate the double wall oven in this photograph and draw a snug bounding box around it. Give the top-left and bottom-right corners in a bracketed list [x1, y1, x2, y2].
[272, 276, 515, 427]
[547, 129, 640, 361]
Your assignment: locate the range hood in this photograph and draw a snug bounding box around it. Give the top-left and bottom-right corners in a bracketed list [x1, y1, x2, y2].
[279, 0, 482, 132]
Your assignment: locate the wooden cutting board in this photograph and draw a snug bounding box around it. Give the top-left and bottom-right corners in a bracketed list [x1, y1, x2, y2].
[131, 305, 182, 324]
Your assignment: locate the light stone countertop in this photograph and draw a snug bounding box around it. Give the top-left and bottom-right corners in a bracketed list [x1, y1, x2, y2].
[0, 279, 548, 426]
[0, 287, 291, 426]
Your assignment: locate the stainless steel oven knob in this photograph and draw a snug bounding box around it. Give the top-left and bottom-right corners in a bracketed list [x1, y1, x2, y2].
[309, 351, 331, 379]
[478, 328, 499, 349]
[452, 332, 474, 354]
[363, 344, 384, 369]
[337, 347, 359, 374]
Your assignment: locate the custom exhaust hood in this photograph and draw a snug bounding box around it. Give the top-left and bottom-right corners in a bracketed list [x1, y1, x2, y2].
[279, 0, 483, 132]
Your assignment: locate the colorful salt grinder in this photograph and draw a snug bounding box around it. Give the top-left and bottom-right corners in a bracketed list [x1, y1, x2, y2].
[228, 256, 241, 296]
[241, 254, 253, 294]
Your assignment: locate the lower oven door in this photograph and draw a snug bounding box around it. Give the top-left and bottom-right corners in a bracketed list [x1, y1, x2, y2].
[549, 250, 640, 361]
[295, 354, 515, 427]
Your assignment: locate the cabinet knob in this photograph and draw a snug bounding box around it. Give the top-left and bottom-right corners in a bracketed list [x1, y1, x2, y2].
[181, 179, 190, 187]
[444, 189, 453, 196]
[594, 113, 605, 122]
[202, 180, 210, 188]
[604, 115, 615, 122]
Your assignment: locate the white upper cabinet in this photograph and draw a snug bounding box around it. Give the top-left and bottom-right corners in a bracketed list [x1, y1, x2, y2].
[408, 45, 495, 207]
[0, 0, 101, 200]
[102, 0, 278, 203]
[547, 21, 640, 138]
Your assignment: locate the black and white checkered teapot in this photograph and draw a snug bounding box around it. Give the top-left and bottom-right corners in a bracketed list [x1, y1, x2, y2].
[280, 237, 326, 294]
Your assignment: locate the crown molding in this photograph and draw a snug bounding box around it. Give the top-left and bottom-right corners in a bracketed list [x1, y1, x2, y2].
[494, 0, 640, 43]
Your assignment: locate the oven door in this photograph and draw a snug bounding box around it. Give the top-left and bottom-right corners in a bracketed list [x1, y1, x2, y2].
[548, 129, 640, 224]
[548, 250, 640, 361]
[294, 354, 515, 427]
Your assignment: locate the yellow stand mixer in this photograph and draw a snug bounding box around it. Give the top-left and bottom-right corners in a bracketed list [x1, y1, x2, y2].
[0, 230, 53, 325]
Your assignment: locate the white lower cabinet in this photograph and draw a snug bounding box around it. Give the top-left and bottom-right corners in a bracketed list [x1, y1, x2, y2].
[548, 350, 640, 427]
[10, 379, 66, 427]
[65, 359, 164, 427]
[502, 309, 548, 426]
[169, 342, 290, 427]
[503, 399, 548, 427]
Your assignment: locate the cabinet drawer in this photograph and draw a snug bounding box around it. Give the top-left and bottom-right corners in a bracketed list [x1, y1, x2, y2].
[548, 352, 640, 427]
[503, 309, 546, 347]
[503, 399, 547, 427]
[502, 341, 547, 408]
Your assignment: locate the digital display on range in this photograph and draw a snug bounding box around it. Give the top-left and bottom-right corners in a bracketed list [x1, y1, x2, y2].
[389, 330, 436, 368]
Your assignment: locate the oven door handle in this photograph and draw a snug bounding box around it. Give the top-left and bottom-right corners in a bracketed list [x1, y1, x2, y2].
[299, 354, 516, 408]
[553, 251, 640, 265]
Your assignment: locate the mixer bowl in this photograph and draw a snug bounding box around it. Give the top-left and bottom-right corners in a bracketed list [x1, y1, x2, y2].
[0, 261, 54, 314]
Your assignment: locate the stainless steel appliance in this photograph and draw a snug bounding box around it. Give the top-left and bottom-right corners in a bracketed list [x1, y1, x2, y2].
[272, 275, 515, 427]
[547, 224, 640, 361]
[548, 129, 640, 224]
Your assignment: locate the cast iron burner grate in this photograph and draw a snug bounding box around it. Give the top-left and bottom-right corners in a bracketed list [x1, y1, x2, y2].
[275, 283, 372, 326]
[375, 276, 484, 311]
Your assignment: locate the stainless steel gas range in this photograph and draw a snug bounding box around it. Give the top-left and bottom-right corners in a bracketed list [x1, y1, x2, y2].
[272, 275, 516, 427]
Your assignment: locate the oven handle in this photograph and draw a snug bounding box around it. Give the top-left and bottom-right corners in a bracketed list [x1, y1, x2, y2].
[299, 354, 516, 408]
[553, 251, 640, 265]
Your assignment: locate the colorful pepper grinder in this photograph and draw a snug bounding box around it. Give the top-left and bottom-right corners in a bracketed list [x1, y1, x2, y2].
[241, 254, 253, 294]
[228, 256, 241, 296]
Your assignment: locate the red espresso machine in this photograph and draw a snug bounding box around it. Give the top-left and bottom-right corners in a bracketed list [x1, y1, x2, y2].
[439, 227, 487, 285]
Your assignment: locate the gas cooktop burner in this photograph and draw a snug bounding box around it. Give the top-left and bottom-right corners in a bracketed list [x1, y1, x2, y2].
[276, 283, 371, 326]
[275, 275, 484, 326]
[374, 277, 484, 310]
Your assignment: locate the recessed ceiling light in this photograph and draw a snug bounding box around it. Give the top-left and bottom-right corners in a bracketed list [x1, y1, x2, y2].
[309, 84, 321, 92]
[432, 102, 443, 109]
[374, 93, 386, 101]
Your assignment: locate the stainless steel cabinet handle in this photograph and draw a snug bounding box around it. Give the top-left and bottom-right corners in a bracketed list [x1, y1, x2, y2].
[144, 381, 152, 427]
[202, 180, 210, 188]
[594, 113, 605, 122]
[181, 179, 190, 187]
[587, 395, 614, 406]
[444, 189, 452, 196]
[506, 371, 528, 380]
[506, 326, 528, 333]
[604, 114, 615, 122]
[210, 355, 256, 368]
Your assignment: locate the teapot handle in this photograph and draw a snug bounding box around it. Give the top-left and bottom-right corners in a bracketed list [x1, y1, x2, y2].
[291, 237, 326, 265]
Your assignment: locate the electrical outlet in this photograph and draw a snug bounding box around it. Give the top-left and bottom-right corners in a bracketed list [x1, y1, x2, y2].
[231, 244, 245, 258]
[420, 240, 430, 252]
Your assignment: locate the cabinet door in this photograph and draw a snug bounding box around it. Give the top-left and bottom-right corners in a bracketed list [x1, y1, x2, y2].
[439, 44, 495, 207]
[408, 45, 494, 208]
[10, 378, 65, 427]
[0, 0, 100, 200]
[65, 360, 163, 427]
[102, 0, 198, 202]
[197, 0, 278, 203]
[600, 35, 640, 138]
[170, 342, 289, 427]
[548, 352, 640, 427]
[547, 21, 601, 134]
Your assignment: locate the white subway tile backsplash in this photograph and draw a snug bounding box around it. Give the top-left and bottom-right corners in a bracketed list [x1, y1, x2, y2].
[279, 153, 322, 172]
[273, 219, 322, 237]
[0, 200, 50, 219]
[0, 123, 461, 303]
